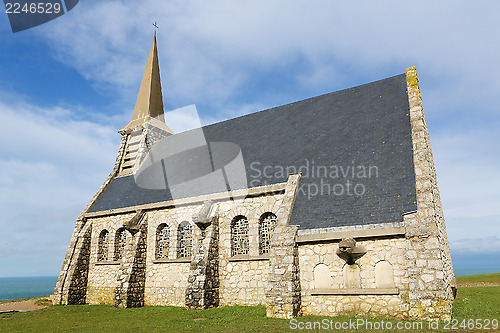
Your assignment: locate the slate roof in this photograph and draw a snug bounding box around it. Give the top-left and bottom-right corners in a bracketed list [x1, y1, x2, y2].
[88, 73, 417, 230]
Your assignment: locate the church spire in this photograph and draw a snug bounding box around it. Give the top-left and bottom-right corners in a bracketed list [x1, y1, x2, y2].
[121, 35, 172, 133]
[118, 35, 173, 175]
[132, 35, 164, 122]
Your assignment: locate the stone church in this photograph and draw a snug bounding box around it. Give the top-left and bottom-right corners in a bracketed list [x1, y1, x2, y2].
[54, 36, 456, 320]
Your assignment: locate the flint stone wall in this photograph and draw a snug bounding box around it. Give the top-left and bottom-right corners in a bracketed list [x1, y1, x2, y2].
[84, 192, 284, 307]
[86, 213, 135, 304]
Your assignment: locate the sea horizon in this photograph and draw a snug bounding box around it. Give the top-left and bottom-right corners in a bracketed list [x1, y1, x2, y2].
[0, 276, 58, 302]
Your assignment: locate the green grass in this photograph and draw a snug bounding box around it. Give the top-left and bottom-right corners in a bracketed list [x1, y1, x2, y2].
[452, 286, 499, 319]
[456, 273, 500, 285]
[33, 298, 52, 307]
[1, 276, 499, 332]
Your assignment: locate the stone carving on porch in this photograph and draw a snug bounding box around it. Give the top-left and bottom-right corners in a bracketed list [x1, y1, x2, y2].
[336, 238, 366, 265]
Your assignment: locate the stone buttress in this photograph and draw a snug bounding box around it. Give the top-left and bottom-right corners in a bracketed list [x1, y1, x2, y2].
[404, 66, 456, 320]
[266, 174, 302, 318]
[185, 202, 220, 309]
[114, 210, 148, 308]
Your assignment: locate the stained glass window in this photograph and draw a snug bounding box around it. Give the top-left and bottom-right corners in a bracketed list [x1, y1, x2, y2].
[177, 221, 193, 259]
[97, 230, 108, 261]
[156, 224, 170, 259]
[259, 212, 277, 255]
[232, 215, 249, 256]
[114, 228, 127, 260]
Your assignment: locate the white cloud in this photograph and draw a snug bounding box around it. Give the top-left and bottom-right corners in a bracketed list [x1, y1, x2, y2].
[450, 236, 500, 255]
[429, 122, 500, 250]
[431, 126, 500, 240]
[39, 1, 500, 115]
[445, 214, 500, 245]
[0, 95, 119, 276]
[163, 104, 203, 134]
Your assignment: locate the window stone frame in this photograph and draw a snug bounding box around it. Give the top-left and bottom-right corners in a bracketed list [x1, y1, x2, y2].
[231, 215, 249, 256]
[177, 221, 193, 259]
[114, 228, 127, 260]
[156, 223, 170, 259]
[259, 212, 277, 255]
[97, 229, 109, 261]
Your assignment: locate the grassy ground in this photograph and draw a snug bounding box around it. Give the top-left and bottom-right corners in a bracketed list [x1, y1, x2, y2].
[456, 273, 500, 285]
[0, 297, 39, 304]
[1, 274, 499, 332]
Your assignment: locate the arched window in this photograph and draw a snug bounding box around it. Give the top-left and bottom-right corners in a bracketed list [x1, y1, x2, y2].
[177, 221, 193, 259]
[232, 215, 249, 256]
[156, 223, 170, 259]
[114, 228, 128, 260]
[97, 229, 109, 261]
[259, 212, 277, 255]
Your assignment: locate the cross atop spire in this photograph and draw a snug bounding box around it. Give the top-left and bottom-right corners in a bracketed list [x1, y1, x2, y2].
[153, 22, 158, 36]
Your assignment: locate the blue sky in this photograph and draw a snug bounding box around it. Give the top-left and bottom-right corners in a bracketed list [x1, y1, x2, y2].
[0, 1, 499, 277]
